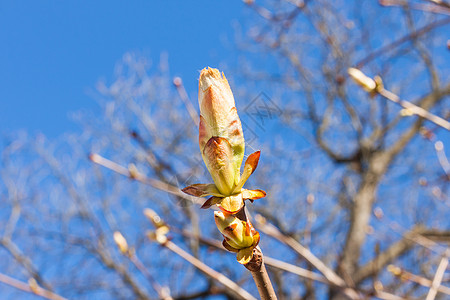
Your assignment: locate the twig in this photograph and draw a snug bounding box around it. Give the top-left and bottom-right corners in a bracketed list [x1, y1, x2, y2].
[179, 229, 327, 283]
[173, 77, 199, 126]
[426, 254, 449, 300]
[348, 68, 450, 131]
[0, 237, 53, 291]
[254, 215, 361, 299]
[234, 208, 278, 300]
[263, 256, 327, 283]
[160, 240, 257, 300]
[0, 273, 67, 300]
[377, 88, 450, 131]
[388, 265, 450, 296]
[244, 247, 278, 300]
[435, 141, 450, 178]
[380, 0, 450, 15]
[255, 216, 345, 286]
[89, 153, 202, 205]
[356, 17, 450, 67]
[129, 253, 172, 300]
[374, 290, 406, 300]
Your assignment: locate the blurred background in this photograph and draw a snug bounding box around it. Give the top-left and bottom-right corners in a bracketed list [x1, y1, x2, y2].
[0, 1, 449, 299]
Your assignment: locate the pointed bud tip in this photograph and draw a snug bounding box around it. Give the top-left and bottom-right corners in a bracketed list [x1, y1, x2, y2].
[348, 67, 377, 92]
[113, 231, 129, 254]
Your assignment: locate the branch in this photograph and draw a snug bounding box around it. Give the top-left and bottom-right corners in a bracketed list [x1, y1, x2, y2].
[179, 229, 328, 283]
[388, 264, 450, 296]
[378, 88, 450, 131]
[89, 153, 202, 205]
[113, 231, 173, 300]
[93, 243, 150, 299]
[356, 17, 450, 67]
[0, 273, 67, 300]
[426, 253, 449, 300]
[254, 215, 361, 300]
[234, 208, 278, 300]
[145, 209, 257, 300]
[173, 77, 199, 126]
[355, 227, 450, 283]
[0, 237, 53, 291]
[157, 240, 257, 300]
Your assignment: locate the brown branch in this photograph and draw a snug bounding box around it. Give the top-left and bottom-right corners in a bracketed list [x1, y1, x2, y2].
[244, 246, 278, 300]
[233, 208, 278, 300]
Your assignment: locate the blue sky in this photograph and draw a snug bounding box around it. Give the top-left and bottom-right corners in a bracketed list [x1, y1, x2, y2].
[0, 1, 244, 137]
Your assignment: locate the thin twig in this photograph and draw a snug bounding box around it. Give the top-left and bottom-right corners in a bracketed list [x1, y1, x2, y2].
[255, 216, 345, 286]
[435, 141, 450, 179]
[129, 253, 173, 300]
[180, 229, 400, 299]
[161, 240, 257, 300]
[378, 88, 450, 131]
[0, 273, 67, 300]
[254, 216, 361, 299]
[356, 17, 450, 67]
[173, 77, 199, 126]
[89, 153, 202, 205]
[388, 265, 450, 296]
[426, 254, 449, 300]
[374, 290, 406, 300]
[179, 229, 328, 283]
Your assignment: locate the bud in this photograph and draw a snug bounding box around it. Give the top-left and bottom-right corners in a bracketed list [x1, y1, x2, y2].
[182, 68, 266, 214]
[214, 211, 260, 264]
[387, 264, 402, 276]
[144, 208, 167, 229]
[374, 280, 383, 291]
[113, 231, 129, 254]
[348, 67, 377, 92]
[198, 67, 245, 195]
[215, 211, 253, 249]
[144, 208, 170, 244]
[400, 108, 415, 116]
[28, 278, 39, 294]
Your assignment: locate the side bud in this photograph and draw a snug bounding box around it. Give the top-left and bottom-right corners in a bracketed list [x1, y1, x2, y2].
[214, 211, 260, 264]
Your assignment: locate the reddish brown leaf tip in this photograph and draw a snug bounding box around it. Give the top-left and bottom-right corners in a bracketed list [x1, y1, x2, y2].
[246, 151, 261, 174]
[181, 186, 203, 197]
[222, 239, 239, 253]
[201, 197, 213, 209]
